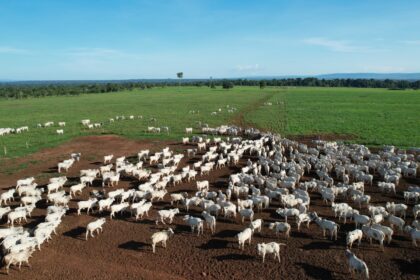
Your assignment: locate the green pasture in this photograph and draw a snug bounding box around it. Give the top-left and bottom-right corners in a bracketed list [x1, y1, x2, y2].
[0, 86, 419, 160]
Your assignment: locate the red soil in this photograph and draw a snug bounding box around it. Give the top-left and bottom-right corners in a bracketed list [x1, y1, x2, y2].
[0, 135, 418, 280]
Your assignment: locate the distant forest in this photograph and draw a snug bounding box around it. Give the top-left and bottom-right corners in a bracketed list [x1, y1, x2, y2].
[0, 78, 419, 99]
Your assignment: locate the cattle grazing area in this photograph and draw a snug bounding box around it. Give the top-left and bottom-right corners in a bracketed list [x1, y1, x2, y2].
[0, 87, 419, 159]
[0, 126, 419, 279]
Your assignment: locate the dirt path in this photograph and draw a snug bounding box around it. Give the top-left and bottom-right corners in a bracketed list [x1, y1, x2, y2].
[230, 88, 290, 136]
[230, 90, 277, 130]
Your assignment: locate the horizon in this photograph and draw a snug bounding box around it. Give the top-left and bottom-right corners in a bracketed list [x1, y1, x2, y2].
[1, 0, 420, 80]
[3, 72, 420, 83]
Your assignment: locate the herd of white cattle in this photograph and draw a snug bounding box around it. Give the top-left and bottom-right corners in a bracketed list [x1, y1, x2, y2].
[0, 105, 240, 138]
[0, 115, 146, 138]
[0, 125, 419, 278]
[0, 127, 29, 137]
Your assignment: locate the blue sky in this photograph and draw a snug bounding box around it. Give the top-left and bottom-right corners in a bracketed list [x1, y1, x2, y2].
[1, 0, 420, 80]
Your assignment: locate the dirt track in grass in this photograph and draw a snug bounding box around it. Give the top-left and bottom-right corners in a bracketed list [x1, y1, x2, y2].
[0, 135, 419, 280]
[230, 91, 276, 130]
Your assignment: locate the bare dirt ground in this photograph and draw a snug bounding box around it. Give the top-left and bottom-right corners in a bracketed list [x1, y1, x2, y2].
[0, 135, 419, 280]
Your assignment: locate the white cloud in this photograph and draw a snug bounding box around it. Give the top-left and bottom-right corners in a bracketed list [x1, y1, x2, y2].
[235, 64, 260, 71]
[57, 48, 151, 79]
[303, 37, 374, 53]
[64, 48, 128, 58]
[0, 46, 30, 54]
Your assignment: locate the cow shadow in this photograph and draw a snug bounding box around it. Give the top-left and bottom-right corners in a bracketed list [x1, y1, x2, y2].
[297, 262, 334, 280]
[198, 239, 229, 250]
[175, 224, 193, 234]
[119, 240, 149, 251]
[213, 180, 227, 189]
[392, 258, 420, 276]
[63, 226, 86, 240]
[302, 241, 335, 250]
[291, 231, 311, 239]
[213, 253, 254, 261]
[214, 229, 238, 238]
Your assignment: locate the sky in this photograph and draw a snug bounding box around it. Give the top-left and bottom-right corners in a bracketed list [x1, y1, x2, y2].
[1, 0, 420, 80]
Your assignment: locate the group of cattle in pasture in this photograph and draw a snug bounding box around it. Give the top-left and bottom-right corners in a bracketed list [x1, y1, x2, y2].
[0, 124, 418, 278]
[0, 105, 240, 139]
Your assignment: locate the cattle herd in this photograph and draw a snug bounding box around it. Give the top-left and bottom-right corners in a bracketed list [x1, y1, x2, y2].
[1, 116, 141, 138]
[0, 105, 240, 138]
[0, 122, 419, 278]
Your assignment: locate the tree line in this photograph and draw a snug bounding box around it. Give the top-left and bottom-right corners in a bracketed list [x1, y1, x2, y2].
[0, 77, 419, 99]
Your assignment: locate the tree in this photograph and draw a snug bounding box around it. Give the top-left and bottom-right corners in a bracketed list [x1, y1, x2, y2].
[222, 80, 234, 89]
[176, 72, 183, 88]
[208, 76, 216, 88]
[259, 80, 266, 89]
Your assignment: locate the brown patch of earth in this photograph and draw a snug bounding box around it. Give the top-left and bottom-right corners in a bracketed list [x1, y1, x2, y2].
[0, 135, 418, 280]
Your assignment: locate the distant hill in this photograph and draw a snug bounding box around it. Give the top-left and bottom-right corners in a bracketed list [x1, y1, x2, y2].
[246, 73, 420, 81]
[316, 73, 420, 80]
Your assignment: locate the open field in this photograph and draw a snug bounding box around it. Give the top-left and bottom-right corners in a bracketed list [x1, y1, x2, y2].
[0, 86, 419, 161]
[245, 87, 420, 147]
[0, 87, 272, 159]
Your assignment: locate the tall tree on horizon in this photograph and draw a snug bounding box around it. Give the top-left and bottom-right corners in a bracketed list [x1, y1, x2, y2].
[176, 72, 183, 88]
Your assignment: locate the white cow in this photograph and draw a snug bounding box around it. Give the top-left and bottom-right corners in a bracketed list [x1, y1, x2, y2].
[85, 218, 106, 240]
[257, 242, 286, 263]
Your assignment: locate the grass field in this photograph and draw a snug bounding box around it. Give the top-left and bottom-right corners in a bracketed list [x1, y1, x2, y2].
[246, 87, 420, 147]
[0, 87, 274, 158]
[0, 86, 419, 159]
